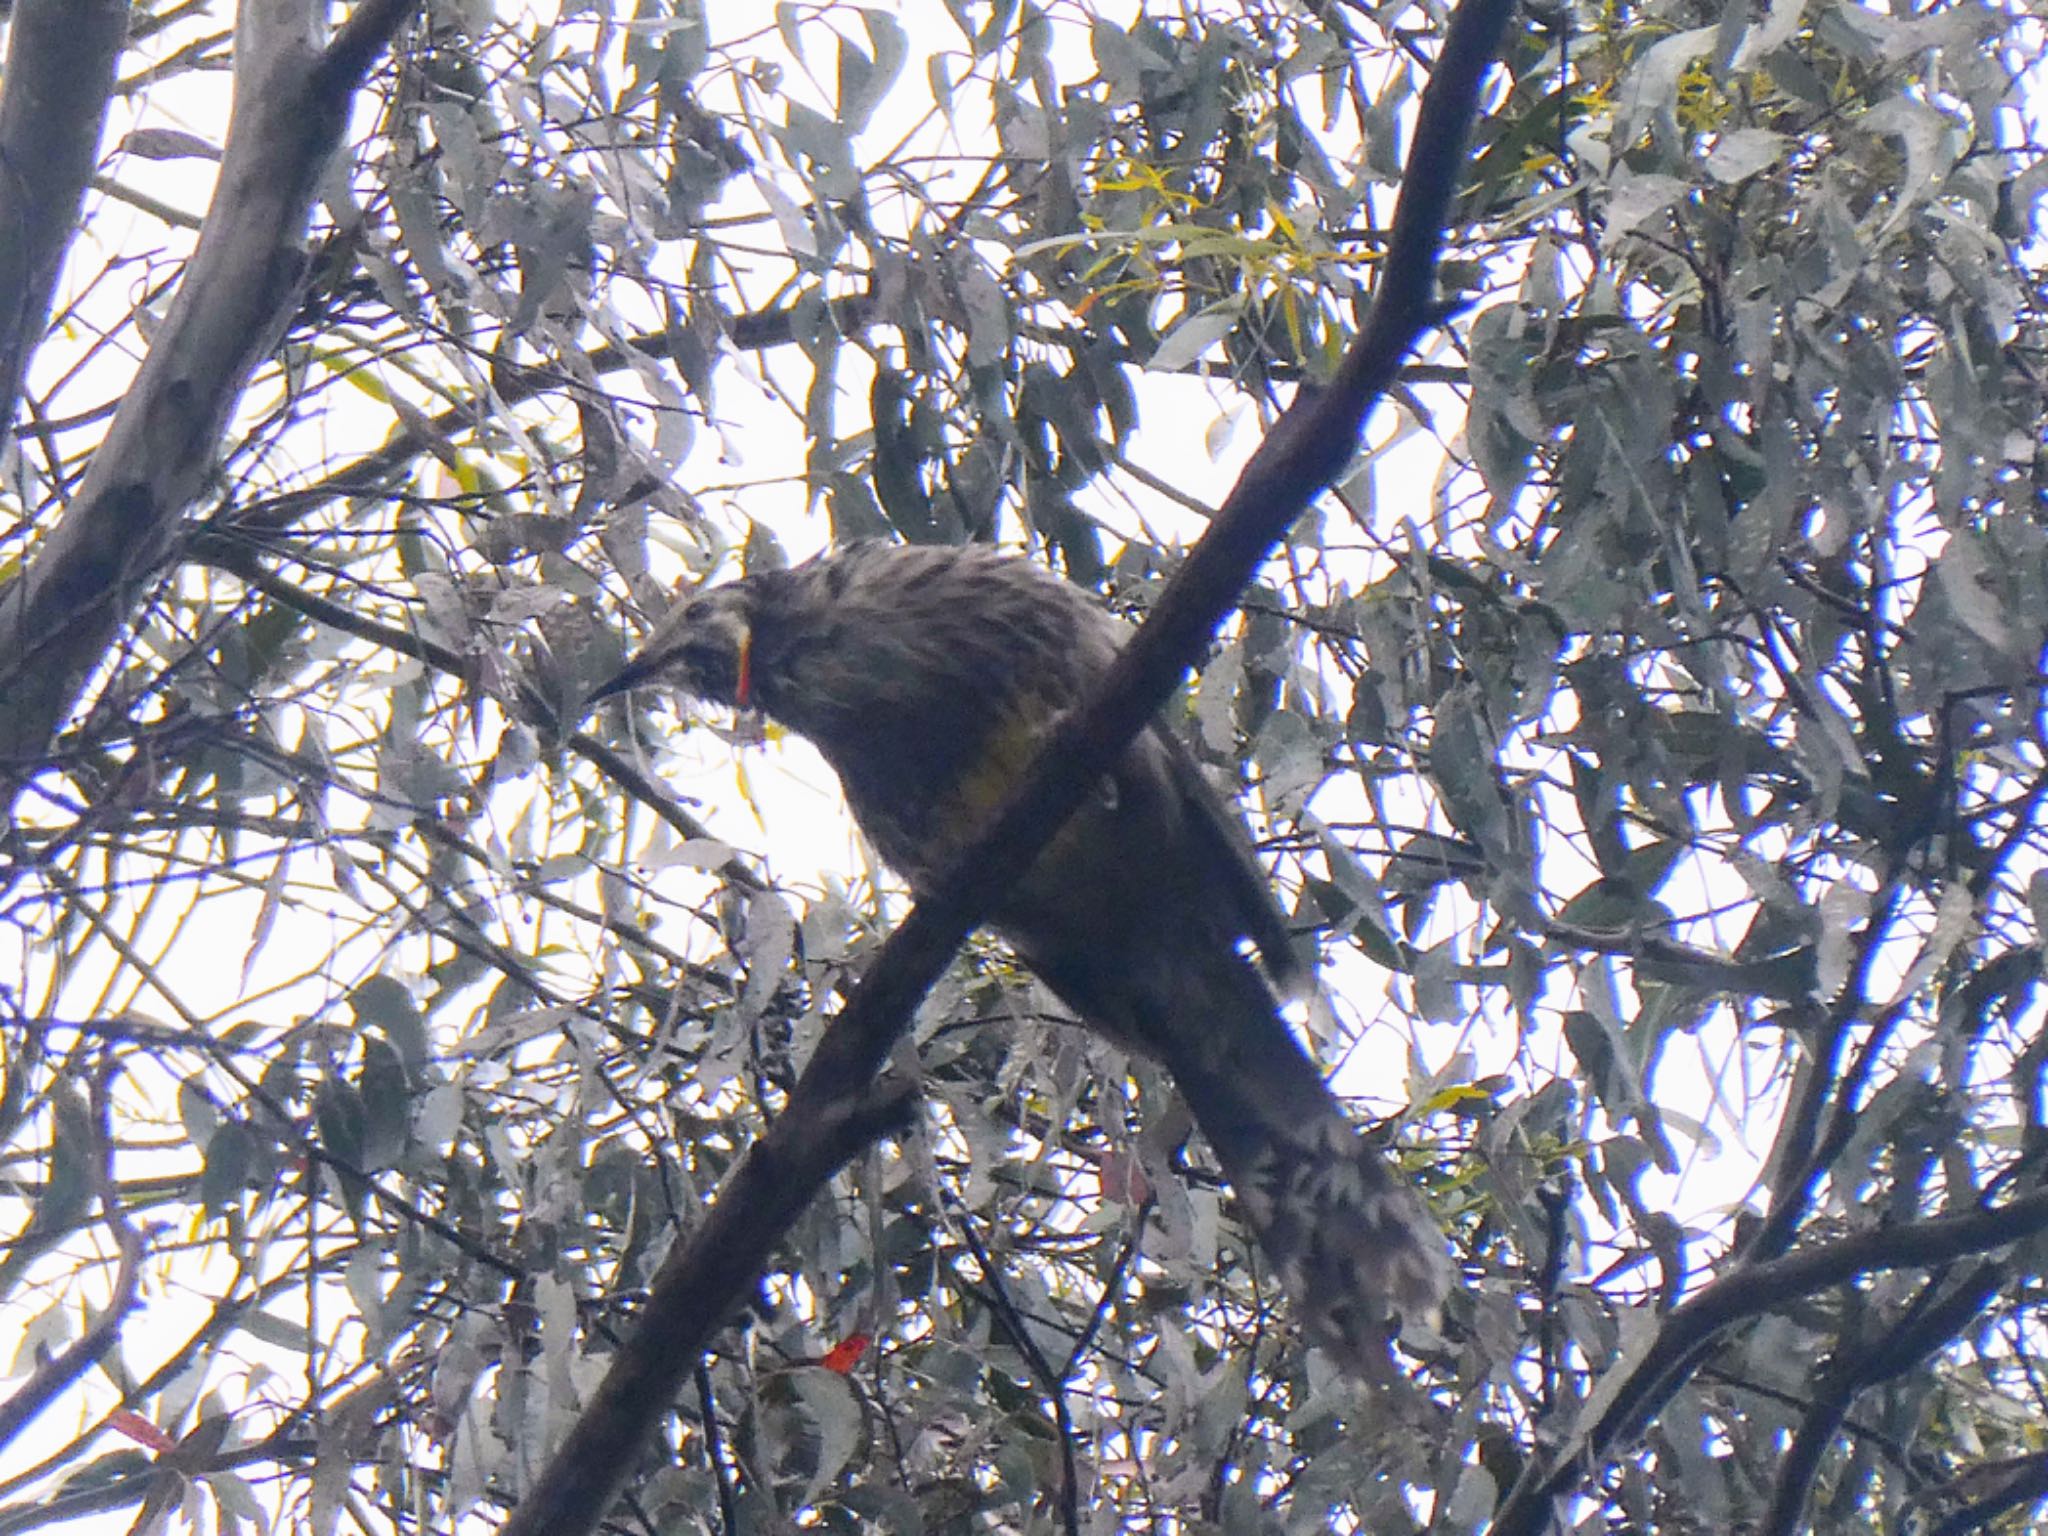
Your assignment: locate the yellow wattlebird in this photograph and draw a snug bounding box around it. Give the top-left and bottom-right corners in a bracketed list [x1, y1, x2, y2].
[595, 543, 1451, 1367]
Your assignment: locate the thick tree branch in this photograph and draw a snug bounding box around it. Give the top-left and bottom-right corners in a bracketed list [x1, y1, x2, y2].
[1926, 1453, 2048, 1536]
[0, 0, 128, 458]
[315, 0, 415, 91]
[0, 0, 419, 800]
[496, 1075, 920, 1535]
[498, 2, 1515, 1532]
[1759, 1262, 2004, 1536]
[1494, 1193, 2048, 1535]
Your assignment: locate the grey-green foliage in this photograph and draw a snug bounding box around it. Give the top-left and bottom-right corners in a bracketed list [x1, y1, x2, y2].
[0, 1, 2043, 1533]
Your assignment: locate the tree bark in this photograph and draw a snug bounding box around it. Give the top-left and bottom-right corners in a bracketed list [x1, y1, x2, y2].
[0, 0, 129, 458]
[0, 0, 419, 800]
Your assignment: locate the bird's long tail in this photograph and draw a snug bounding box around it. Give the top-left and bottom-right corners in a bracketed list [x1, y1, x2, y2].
[1155, 954, 1452, 1368]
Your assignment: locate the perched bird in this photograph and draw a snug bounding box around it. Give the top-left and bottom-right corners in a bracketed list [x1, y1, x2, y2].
[596, 542, 1450, 1364]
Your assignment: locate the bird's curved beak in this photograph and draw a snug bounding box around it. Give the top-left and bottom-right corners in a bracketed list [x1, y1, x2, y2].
[586, 652, 657, 708]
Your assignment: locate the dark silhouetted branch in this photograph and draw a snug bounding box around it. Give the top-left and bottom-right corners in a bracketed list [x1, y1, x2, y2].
[1759, 1262, 2003, 1536]
[1495, 1194, 2048, 1536]
[1926, 1452, 2048, 1536]
[497, 1, 1514, 1531]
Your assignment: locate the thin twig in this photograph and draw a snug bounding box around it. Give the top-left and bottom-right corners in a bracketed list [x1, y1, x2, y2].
[949, 1212, 1081, 1536]
[693, 1361, 738, 1536]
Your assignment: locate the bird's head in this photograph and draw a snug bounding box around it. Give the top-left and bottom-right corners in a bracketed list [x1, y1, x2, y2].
[589, 581, 759, 711]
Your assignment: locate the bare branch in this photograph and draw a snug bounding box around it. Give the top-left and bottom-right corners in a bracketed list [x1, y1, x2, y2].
[0, 0, 128, 455]
[1495, 1193, 2048, 1534]
[317, 0, 417, 92]
[0, 0, 418, 799]
[1760, 1263, 2004, 1536]
[1925, 1453, 2048, 1536]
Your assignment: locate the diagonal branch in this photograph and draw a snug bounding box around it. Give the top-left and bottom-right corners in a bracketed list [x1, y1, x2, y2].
[496, 2, 1515, 1532]
[1759, 1261, 2005, 1536]
[0, 0, 129, 459]
[1493, 1190, 2048, 1535]
[1925, 1452, 2048, 1536]
[0, 0, 420, 801]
